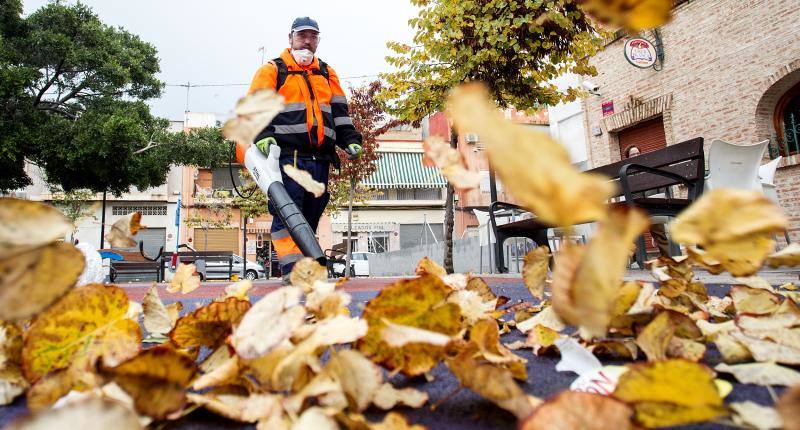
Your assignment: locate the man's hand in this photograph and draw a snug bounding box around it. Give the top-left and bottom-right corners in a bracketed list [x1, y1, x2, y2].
[345, 143, 363, 160]
[255, 137, 277, 155]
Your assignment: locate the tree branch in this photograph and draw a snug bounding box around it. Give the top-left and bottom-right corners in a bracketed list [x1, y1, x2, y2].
[57, 81, 89, 105]
[35, 104, 77, 120]
[34, 60, 65, 106]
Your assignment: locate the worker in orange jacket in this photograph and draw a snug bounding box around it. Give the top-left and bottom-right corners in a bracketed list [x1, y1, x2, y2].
[248, 17, 363, 283]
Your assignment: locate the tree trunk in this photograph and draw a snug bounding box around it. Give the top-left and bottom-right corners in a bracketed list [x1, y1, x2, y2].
[443, 126, 459, 274]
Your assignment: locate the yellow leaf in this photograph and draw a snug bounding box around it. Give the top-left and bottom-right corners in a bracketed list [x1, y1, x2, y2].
[167, 263, 201, 294]
[519, 391, 637, 430]
[224, 279, 253, 301]
[0, 198, 73, 259]
[551, 207, 649, 339]
[422, 137, 480, 191]
[232, 287, 305, 360]
[306, 280, 351, 319]
[715, 362, 800, 386]
[192, 356, 241, 390]
[0, 364, 27, 406]
[358, 275, 462, 376]
[5, 397, 142, 430]
[289, 258, 327, 292]
[517, 306, 565, 333]
[470, 319, 527, 380]
[415, 257, 446, 277]
[381, 321, 453, 348]
[714, 332, 754, 364]
[636, 310, 704, 361]
[0, 243, 85, 321]
[169, 297, 251, 349]
[105, 212, 144, 248]
[103, 347, 196, 419]
[613, 360, 727, 428]
[587, 339, 638, 360]
[372, 383, 428, 410]
[671, 189, 787, 276]
[222, 90, 285, 145]
[142, 285, 174, 336]
[325, 349, 383, 412]
[0, 321, 23, 369]
[766, 243, 800, 269]
[525, 324, 561, 356]
[336, 412, 426, 430]
[465, 276, 497, 302]
[22, 284, 141, 382]
[447, 83, 615, 226]
[730, 285, 782, 315]
[284, 164, 326, 198]
[187, 392, 282, 423]
[613, 281, 643, 317]
[577, 0, 672, 32]
[26, 368, 74, 411]
[522, 246, 549, 300]
[446, 289, 495, 325]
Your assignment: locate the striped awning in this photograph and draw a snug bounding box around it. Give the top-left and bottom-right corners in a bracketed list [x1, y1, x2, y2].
[363, 152, 447, 189]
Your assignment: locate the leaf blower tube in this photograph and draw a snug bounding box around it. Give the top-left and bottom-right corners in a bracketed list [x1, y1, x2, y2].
[236, 142, 327, 267]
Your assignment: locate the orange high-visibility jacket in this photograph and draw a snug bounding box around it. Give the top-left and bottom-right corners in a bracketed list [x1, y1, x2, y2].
[248, 49, 361, 167]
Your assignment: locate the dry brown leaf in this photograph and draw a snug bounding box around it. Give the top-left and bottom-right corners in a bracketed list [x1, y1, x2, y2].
[105, 212, 144, 248]
[551, 207, 649, 339]
[612, 360, 727, 428]
[283, 373, 345, 415]
[103, 347, 196, 419]
[577, 0, 672, 31]
[0, 243, 85, 321]
[446, 289, 495, 325]
[0, 364, 28, 406]
[731, 331, 800, 365]
[381, 321, 453, 348]
[715, 362, 800, 386]
[0, 198, 74, 259]
[169, 297, 251, 350]
[613, 281, 643, 317]
[671, 189, 787, 276]
[517, 306, 566, 333]
[415, 257, 447, 277]
[293, 406, 338, 430]
[525, 324, 561, 356]
[232, 287, 305, 359]
[222, 89, 285, 145]
[587, 339, 639, 360]
[289, 258, 328, 292]
[470, 318, 527, 380]
[766, 243, 800, 269]
[714, 332, 754, 364]
[224, 280, 253, 301]
[193, 356, 241, 390]
[730, 285, 781, 315]
[422, 137, 480, 191]
[730, 401, 783, 430]
[167, 263, 201, 294]
[465, 277, 496, 302]
[636, 310, 704, 361]
[519, 391, 638, 430]
[5, 397, 142, 430]
[187, 392, 283, 423]
[325, 349, 383, 412]
[777, 385, 800, 430]
[22, 284, 141, 382]
[447, 83, 615, 226]
[284, 165, 325, 198]
[142, 285, 174, 336]
[25, 368, 74, 411]
[372, 383, 428, 410]
[306, 280, 351, 319]
[336, 412, 426, 430]
[522, 246, 549, 300]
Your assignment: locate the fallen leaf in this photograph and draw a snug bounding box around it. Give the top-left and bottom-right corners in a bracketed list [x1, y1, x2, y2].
[167, 263, 201, 294]
[446, 289, 495, 325]
[105, 212, 144, 248]
[577, 0, 672, 31]
[465, 277, 497, 302]
[519, 391, 638, 430]
[0, 198, 74, 259]
[306, 280, 351, 319]
[613, 360, 727, 428]
[222, 89, 285, 145]
[766, 243, 800, 269]
[730, 285, 781, 315]
[730, 401, 782, 430]
[381, 321, 453, 348]
[636, 310, 704, 361]
[283, 373, 345, 415]
[470, 318, 527, 380]
[0, 364, 28, 406]
[358, 275, 462, 376]
[696, 320, 736, 338]
[325, 349, 383, 412]
[714, 332, 754, 364]
[289, 258, 328, 292]
[232, 287, 305, 359]
[447, 83, 615, 226]
[22, 284, 141, 382]
[715, 362, 800, 386]
[517, 306, 566, 333]
[336, 412, 426, 430]
[193, 356, 241, 390]
[587, 339, 639, 360]
[25, 368, 74, 411]
[670, 189, 787, 276]
[730, 331, 800, 365]
[551, 207, 649, 339]
[415, 257, 447, 277]
[103, 347, 196, 419]
[284, 165, 325, 198]
[5, 397, 142, 430]
[372, 383, 428, 410]
[525, 324, 561, 356]
[0, 243, 85, 321]
[224, 280, 253, 301]
[777, 385, 800, 430]
[169, 297, 251, 350]
[187, 392, 282, 423]
[422, 137, 480, 191]
[142, 285, 175, 336]
[522, 247, 550, 300]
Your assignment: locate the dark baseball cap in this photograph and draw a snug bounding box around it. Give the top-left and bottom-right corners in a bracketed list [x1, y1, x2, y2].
[291, 17, 319, 33]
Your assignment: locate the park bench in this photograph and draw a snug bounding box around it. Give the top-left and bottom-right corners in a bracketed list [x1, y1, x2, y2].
[109, 261, 163, 282]
[162, 250, 234, 281]
[489, 137, 705, 272]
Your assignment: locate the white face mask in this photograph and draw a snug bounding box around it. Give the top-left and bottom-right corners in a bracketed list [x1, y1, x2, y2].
[291, 49, 314, 67]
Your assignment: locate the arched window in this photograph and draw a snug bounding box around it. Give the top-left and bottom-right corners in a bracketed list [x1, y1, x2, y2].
[774, 81, 800, 156]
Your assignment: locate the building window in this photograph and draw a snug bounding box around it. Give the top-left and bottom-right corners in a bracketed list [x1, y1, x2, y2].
[112, 205, 167, 216]
[367, 232, 389, 253]
[396, 188, 442, 200]
[775, 82, 800, 156]
[212, 167, 244, 191]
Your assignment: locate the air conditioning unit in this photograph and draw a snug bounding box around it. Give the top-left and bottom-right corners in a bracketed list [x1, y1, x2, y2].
[465, 133, 480, 144]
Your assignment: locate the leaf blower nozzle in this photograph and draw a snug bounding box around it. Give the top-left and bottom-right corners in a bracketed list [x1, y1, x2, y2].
[238, 142, 327, 267]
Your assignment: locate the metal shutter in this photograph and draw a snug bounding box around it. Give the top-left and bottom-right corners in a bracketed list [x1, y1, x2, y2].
[618, 116, 667, 156]
[132, 228, 166, 258]
[194, 228, 239, 253]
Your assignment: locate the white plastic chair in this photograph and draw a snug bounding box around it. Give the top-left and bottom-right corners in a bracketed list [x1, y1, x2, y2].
[705, 139, 769, 191]
[759, 156, 782, 203]
[473, 209, 496, 273]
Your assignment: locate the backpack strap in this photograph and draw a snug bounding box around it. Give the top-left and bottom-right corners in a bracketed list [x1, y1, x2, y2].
[274, 57, 330, 92]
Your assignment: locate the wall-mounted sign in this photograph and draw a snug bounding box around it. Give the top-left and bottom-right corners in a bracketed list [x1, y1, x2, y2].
[624, 38, 657, 69]
[602, 101, 615, 117]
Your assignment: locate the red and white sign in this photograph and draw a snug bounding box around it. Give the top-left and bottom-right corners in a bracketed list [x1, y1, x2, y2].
[624, 38, 657, 69]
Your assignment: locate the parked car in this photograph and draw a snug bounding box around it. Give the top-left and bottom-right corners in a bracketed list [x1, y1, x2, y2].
[205, 254, 266, 280]
[331, 252, 373, 277]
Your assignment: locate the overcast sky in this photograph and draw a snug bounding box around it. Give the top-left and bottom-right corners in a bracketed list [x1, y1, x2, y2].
[22, 0, 418, 121]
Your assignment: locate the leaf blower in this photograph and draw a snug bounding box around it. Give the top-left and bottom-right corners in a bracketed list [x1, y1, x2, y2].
[235, 141, 327, 267]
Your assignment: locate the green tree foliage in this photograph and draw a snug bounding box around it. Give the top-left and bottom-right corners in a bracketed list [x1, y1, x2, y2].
[51, 188, 96, 241]
[380, 0, 606, 272]
[0, 2, 228, 194]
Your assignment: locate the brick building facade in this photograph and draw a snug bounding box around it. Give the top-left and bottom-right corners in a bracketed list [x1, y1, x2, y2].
[582, 0, 800, 240]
